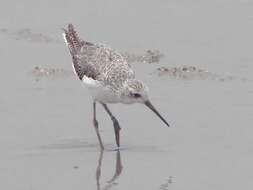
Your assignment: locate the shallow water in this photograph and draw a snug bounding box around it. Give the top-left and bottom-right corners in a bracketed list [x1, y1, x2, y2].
[1, 0, 253, 190]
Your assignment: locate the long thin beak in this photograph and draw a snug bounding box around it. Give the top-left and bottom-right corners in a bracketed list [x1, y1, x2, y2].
[144, 100, 170, 127]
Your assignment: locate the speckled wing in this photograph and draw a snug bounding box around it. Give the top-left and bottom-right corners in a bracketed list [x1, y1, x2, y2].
[80, 43, 135, 87]
[71, 53, 100, 80]
[63, 24, 100, 80]
[63, 24, 135, 88]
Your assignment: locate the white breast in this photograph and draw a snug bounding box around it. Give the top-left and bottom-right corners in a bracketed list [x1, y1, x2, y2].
[82, 76, 120, 103]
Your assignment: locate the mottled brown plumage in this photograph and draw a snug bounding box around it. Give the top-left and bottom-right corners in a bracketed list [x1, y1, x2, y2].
[63, 24, 134, 90]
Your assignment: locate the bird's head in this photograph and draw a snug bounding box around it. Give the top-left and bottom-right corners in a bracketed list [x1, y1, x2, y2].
[120, 79, 170, 127]
[120, 79, 149, 104]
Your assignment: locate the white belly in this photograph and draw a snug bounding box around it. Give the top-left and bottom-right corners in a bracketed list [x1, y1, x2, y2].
[82, 76, 120, 103]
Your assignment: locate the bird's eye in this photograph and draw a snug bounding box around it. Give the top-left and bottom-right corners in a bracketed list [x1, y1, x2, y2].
[131, 93, 141, 98]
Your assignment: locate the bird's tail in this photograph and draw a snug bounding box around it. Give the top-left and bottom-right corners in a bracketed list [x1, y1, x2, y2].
[62, 24, 82, 55]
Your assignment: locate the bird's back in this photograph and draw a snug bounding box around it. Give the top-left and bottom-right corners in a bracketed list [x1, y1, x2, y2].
[63, 24, 135, 91]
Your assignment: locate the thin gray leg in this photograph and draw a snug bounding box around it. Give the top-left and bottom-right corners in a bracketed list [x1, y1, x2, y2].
[101, 103, 121, 147]
[96, 150, 104, 190]
[107, 150, 123, 183]
[93, 102, 104, 150]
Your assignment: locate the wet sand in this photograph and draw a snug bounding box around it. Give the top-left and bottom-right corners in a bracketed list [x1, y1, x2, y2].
[1, 0, 253, 189]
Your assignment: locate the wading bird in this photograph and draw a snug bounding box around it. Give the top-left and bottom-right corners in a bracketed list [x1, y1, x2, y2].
[63, 24, 169, 150]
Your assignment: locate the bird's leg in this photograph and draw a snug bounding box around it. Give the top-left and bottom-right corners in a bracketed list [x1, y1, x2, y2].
[107, 150, 123, 183]
[93, 102, 104, 150]
[96, 150, 104, 190]
[101, 103, 121, 148]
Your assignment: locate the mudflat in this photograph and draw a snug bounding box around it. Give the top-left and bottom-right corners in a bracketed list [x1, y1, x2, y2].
[0, 1, 252, 189]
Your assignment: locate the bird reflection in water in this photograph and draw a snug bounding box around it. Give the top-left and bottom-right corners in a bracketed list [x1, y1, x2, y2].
[96, 150, 123, 190]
